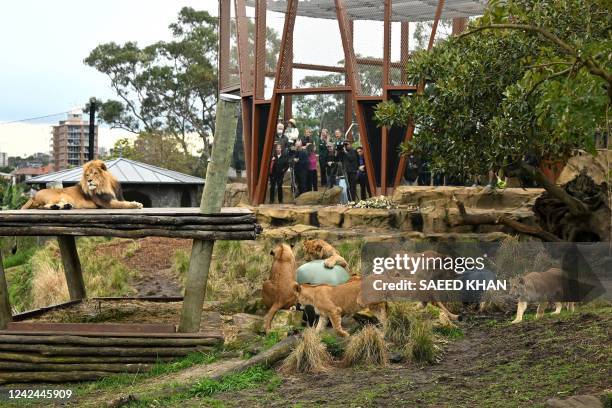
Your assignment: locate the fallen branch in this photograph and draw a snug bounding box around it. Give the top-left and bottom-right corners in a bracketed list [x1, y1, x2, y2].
[109, 335, 299, 407]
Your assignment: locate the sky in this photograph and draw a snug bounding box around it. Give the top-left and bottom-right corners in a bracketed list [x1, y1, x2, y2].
[0, 0, 216, 157]
[0, 1, 446, 158]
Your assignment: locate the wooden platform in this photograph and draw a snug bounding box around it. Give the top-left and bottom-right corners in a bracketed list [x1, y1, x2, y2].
[0, 207, 261, 240]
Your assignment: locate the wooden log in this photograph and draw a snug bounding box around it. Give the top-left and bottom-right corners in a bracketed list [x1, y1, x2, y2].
[0, 361, 152, 373]
[0, 227, 256, 240]
[0, 251, 12, 330]
[0, 343, 213, 357]
[0, 371, 110, 384]
[57, 236, 86, 301]
[0, 222, 256, 231]
[0, 352, 174, 364]
[6, 322, 177, 334]
[113, 335, 299, 406]
[12, 299, 82, 321]
[180, 96, 239, 333]
[0, 207, 252, 216]
[0, 334, 220, 347]
[0, 214, 255, 226]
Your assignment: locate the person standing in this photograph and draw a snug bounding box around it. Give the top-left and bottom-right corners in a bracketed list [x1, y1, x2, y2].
[285, 118, 299, 145]
[326, 143, 339, 188]
[333, 128, 343, 144]
[275, 122, 288, 154]
[342, 141, 359, 202]
[301, 127, 313, 145]
[306, 144, 318, 191]
[293, 140, 309, 196]
[356, 146, 371, 200]
[318, 129, 329, 186]
[269, 144, 289, 204]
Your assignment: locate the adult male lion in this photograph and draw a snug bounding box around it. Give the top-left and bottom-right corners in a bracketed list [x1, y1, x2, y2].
[302, 239, 348, 269]
[22, 160, 143, 210]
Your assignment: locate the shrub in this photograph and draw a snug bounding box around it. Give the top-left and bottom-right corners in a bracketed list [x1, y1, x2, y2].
[405, 318, 437, 364]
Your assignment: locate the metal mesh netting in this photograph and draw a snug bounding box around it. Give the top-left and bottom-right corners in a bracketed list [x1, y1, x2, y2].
[227, 1, 241, 88]
[244, 0, 486, 22]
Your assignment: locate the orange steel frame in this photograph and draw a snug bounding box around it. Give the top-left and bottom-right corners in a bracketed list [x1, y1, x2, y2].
[219, 0, 466, 204]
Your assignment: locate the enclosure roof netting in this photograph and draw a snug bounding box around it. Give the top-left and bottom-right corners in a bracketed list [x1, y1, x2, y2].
[26, 158, 205, 185]
[244, 0, 487, 22]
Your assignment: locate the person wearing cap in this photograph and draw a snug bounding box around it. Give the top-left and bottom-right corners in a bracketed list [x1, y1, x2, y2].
[284, 118, 299, 144]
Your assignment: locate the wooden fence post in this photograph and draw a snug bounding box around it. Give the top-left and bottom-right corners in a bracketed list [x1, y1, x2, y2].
[0, 251, 12, 329]
[57, 236, 86, 301]
[179, 95, 239, 333]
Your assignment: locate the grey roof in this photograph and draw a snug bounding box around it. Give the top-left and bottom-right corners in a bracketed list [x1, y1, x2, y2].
[26, 158, 205, 185]
[245, 0, 486, 22]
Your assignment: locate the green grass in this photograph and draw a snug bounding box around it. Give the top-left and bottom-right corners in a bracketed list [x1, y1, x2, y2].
[321, 332, 345, 358]
[405, 318, 437, 364]
[433, 325, 465, 339]
[191, 366, 278, 397]
[2, 246, 36, 269]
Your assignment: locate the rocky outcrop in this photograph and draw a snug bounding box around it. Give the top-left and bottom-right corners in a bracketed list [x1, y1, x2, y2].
[224, 183, 249, 207]
[392, 186, 543, 209]
[295, 186, 343, 205]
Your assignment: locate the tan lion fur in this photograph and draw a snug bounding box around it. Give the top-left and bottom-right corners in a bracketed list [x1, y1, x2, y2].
[509, 267, 576, 323]
[262, 243, 298, 331]
[302, 239, 348, 270]
[294, 276, 387, 337]
[22, 160, 143, 210]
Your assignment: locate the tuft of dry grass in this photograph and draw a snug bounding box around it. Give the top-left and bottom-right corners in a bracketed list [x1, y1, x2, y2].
[30, 258, 69, 309]
[342, 325, 388, 367]
[281, 328, 332, 374]
[404, 317, 437, 364]
[384, 302, 414, 345]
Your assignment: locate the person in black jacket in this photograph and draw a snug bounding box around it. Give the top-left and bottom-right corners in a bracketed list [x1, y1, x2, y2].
[356, 146, 371, 200]
[293, 140, 310, 196]
[269, 143, 289, 204]
[342, 141, 359, 202]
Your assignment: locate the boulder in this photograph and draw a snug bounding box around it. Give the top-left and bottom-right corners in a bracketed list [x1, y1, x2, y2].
[317, 206, 347, 228]
[256, 205, 316, 226]
[295, 186, 343, 205]
[343, 208, 393, 229]
[557, 150, 609, 186]
[271, 309, 304, 331]
[224, 183, 249, 207]
[231, 313, 264, 334]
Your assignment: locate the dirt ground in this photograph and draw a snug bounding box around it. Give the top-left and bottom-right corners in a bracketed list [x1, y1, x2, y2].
[96, 237, 190, 297]
[195, 309, 612, 408]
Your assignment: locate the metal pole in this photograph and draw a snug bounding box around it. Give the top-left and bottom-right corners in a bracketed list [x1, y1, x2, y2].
[88, 98, 96, 161]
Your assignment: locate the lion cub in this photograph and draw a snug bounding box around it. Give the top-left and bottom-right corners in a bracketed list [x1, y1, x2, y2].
[262, 243, 297, 332]
[510, 268, 576, 324]
[293, 276, 386, 337]
[302, 239, 348, 269]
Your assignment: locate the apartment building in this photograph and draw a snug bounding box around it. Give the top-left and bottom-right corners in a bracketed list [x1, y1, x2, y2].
[51, 112, 98, 171]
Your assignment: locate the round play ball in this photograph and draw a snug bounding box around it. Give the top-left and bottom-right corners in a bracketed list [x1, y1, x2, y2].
[296, 260, 350, 286]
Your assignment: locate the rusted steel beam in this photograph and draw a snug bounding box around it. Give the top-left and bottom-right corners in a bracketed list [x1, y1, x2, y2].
[394, 0, 445, 189]
[241, 97, 253, 198]
[452, 17, 468, 35]
[381, 0, 391, 194]
[254, 0, 267, 99]
[254, 0, 299, 204]
[344, 19, 354, 133]
[293, 62, 346, 73]
[274, 86, 351, 95]
[235, 0, 252, 93]
[219, 0, 231, 90]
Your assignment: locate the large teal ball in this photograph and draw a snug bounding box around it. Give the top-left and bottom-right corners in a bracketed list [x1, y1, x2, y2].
[296, 260, 350, 286]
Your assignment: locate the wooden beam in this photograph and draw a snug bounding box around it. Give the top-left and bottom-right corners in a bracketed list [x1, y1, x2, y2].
[254, 0, 299, 204]
[179, 96, 239, 333]
[0, 251, 12, 330]
[57, 236, 86, 301]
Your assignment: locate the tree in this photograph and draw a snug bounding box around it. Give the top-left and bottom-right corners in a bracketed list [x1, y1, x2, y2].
[84, 7, 218, 168]
[375, 0, 610, 241]
[108, 134, 201, 176]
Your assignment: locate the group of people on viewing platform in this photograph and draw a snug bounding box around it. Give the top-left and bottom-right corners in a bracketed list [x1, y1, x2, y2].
[269, 119, 371, 204]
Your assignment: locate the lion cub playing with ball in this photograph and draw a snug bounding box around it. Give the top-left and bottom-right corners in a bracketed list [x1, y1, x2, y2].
[293, 276, 386, 337]
[302, 239, 348, 269]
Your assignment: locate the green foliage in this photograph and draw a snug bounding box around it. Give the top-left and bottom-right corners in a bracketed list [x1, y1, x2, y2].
[432, 325, 465, 339]
[2, 246, 36, 269]
[0, 181, 28, 210]
[320, 332, 345, 358]
[190, 366, 277, 397]
[5, 263, 33, 313]
[85, 7, 218, 167]
[376, 0, 610, 178]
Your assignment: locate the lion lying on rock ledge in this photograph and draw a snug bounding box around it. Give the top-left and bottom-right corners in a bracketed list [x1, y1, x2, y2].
[22, 160, 143, 210]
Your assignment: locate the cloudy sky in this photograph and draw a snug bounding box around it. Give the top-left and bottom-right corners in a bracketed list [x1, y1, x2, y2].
[0, 0, 216, 157]
[0, 1, 446, 157]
